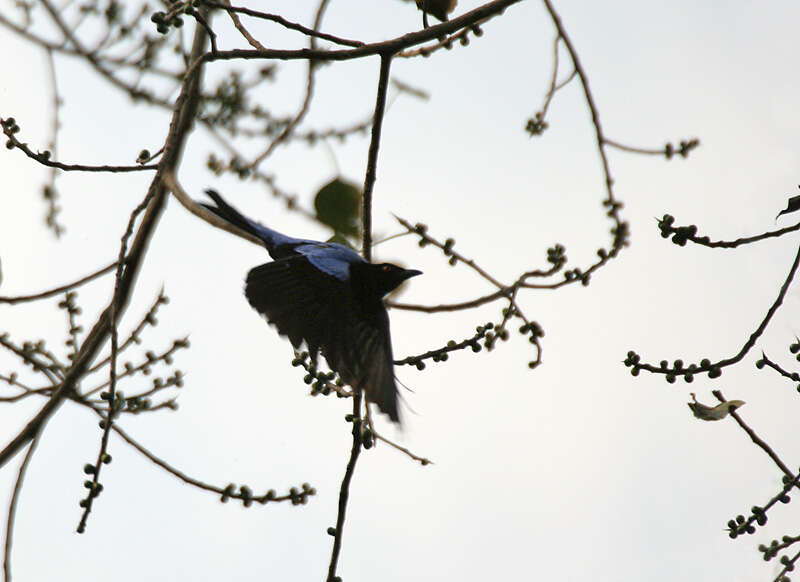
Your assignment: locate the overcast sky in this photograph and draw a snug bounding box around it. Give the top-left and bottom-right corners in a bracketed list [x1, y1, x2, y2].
[2, 1, 800, 581]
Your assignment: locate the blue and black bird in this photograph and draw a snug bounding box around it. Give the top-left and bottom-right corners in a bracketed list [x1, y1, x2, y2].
[202, 189, 421, 423]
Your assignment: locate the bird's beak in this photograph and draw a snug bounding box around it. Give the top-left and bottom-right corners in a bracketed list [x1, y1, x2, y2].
[403, 269, 423, 280]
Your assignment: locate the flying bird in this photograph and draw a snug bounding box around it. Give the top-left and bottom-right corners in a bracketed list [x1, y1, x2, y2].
[201, 189, 421, 423]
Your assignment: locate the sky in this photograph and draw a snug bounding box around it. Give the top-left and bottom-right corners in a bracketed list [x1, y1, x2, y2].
[2, 1, 800, 581]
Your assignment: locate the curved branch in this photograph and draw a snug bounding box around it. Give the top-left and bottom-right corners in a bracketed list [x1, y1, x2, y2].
[658, 214, 800, 249]
[3, 432, 41, 582]
[110, 422, 313, 506]
[627, 243, 800, 379]
[204, 1, 364, 47]
[1, 119, 157, 172]
[390, 289, 505, 312]
[249, 0, 331, 170]
[0, 262, 117, 305]
[164, 172, 263, 246]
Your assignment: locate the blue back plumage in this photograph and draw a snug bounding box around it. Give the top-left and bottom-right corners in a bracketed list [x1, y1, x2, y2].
[294, 242, 365, 281]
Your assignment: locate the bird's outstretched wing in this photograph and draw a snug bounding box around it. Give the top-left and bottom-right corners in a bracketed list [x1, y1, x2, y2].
[246, 257, 399, 422]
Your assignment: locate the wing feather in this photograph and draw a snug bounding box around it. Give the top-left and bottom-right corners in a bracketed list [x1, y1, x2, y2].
[245, 257, 399, 421]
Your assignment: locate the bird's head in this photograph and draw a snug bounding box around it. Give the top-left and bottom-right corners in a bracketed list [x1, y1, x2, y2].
[367, 263, 422, 298]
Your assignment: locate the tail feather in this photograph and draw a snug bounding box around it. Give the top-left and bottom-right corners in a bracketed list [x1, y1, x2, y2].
[202, 190, 263, 239]
[202, 189, 304, 256]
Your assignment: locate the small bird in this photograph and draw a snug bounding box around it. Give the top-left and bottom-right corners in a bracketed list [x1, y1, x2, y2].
[201, 189, 421, 423]
[687, 393, 745, 421]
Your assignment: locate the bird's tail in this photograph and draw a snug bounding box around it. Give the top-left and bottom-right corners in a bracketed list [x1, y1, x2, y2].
[202, 189, 313, 258]
[369, 382, 400, 423]
[202, 189, 265, 240]
[361, 350, 401, 423]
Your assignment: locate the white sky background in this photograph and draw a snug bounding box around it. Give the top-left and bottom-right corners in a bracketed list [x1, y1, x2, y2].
[1, 1, 800, 580]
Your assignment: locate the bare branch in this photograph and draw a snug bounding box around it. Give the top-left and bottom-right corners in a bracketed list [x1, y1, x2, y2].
[326, 393, 363, 582]
[0, 14, 210, 470]
[626, 243, 800, 380]
[657, 214, 800, 249]
[374, 433, 432, 466]
[713, 390, 797, 484]
[1, 118, 158, 173]
[189, 0, 523, 76]
[164, 172, 263, 246]
[3, 431, 41, 582]
[248, 0, 330, 170]
[203, 1, 364, 47]
[109, 422, 313, 506]
[361, 54, 393, 261]
[0, 262, 117, 305]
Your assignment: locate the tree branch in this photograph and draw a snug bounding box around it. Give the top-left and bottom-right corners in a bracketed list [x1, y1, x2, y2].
[326, 393, 363, 582]
[0, 262, 117, 305]
[0, 17, 209, 470]
[189, 0, 523, 75]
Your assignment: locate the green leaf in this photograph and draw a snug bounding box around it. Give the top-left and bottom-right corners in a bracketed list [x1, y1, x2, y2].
[314, 178, 361, 237]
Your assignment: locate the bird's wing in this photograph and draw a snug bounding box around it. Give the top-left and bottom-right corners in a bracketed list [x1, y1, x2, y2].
[245, 256, 399, 422]
[323, 305, 399, 422]
[245, 258, 336, 356]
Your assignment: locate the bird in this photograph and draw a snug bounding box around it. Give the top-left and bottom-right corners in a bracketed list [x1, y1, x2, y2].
[201, 189, 421, 423]
[687, 392, 745, 421]
[414, 0, 457, 22]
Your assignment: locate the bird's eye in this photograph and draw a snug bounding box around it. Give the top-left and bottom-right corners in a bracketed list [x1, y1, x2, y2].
[382, 264, 391, 272]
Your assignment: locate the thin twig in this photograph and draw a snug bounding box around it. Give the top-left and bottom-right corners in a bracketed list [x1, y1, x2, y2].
[189, 9, 217, 54]
[398, 26, 472, 59]
[760, 353, 799, 382]
[394, 216, 504, 287]
[326, 393, 363, 582]
[773, 548, 800, 582]
[86, 290, 169, 374]
[374, 433, 432, 466]
[41, 46, 64, 235]
[541, 0, 627, 260]
[188, 0, 524, 78]
[221, 0, 266, 50]
[658, 216, 800, 249]
[3, 431, 41, 582]
[164, 172, 263, 246]
[0, 120, 158, 172]
[39, 0, 172, 107]
[249, 0, 330, 170]
[202, 2, 364, 47]
[629, 243, 800, 378]
[0, 11, 209, 471]
[199, 126, 319, 222]
[76, 13, 212, 533]
[713, 390, 797, 484]
[0, 262, 117, 304]
[0, 12, 182, 81]
[76, 166, 158, 534]
[361, 54, 393, 262]
[108, 422, 312, 505]
[605, 137, 700, 159]
[326, 49, 395, 582]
